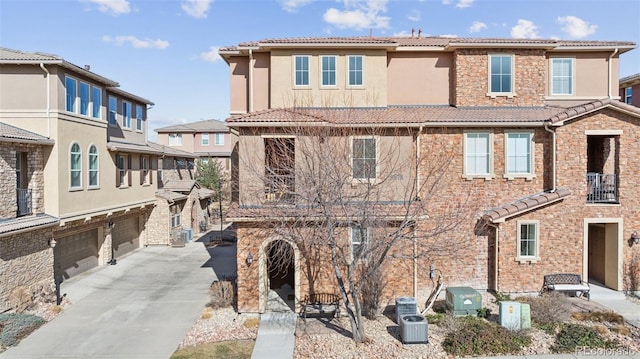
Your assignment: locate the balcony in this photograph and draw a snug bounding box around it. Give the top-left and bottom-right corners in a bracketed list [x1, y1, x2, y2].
[586, 173, 618, 204]
[265, 174, 295, 203]
[17, 188, 32, 216]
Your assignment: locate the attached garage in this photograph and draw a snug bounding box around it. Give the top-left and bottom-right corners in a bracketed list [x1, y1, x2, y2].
[112, 217, 140, 258]
[54, 229, 99, 281]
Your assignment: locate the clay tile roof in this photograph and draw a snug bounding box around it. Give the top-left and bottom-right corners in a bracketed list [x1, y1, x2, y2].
[548, 98, 640, 125]
[155, 190, 188, 202]
[0, 122, 54, 144]
[0, 214, 59, 236]
[147, 142, 197, 158]
[163, 180, 197, 193]
[620, 73, 640, 87]
[106, 141, 163, 155]
[155, 119, 230, 133]
[197, 188, 215, 200]
[482, 187, 571, 223]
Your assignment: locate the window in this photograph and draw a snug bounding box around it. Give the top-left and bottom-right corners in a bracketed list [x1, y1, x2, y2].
[88, 145, 99, 187]
[517, 220, 539, 262]
[351, 225, 369, 260]
[294, 55, 310, 86]
[169, 133, 182, 146]
[215, 133, 224, 146]
[65, 76, 77, 112]
[170, 205, 181, 228]
[70, 143, 82, 189]
[352, 137, 376, 180]
[92, 87, 102, 119]
[79, 82, 90, 115]
[551, 58, 574, 95]
[348, 55, 363, 86]
[489, 54, 513, 94]
[464, 132, 493, 178]
[505, 132, 534, 178]
[321, 55, 337, 86]
[201, 133, 209, 146]
[136, 105, 143, 132]
[625, 87, 632, 104]
[116, 154, 127, 187]
[140, 156, 149, 185]
[122, 101, 132, 129]
[108, 96, 117, 126]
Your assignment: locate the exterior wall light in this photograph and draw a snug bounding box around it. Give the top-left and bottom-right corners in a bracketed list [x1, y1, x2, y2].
[246, 251, 254, 266]
[48, 238, 57, 248]
[632, 231, 640, 245]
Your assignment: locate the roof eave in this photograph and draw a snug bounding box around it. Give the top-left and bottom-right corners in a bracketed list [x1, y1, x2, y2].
[446, 43, 557, 50]
[549, 45, 636, 53]
[0, 137, 55, 145]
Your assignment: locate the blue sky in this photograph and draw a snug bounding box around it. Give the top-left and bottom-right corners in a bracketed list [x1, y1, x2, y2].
[1, 0, 639, 141]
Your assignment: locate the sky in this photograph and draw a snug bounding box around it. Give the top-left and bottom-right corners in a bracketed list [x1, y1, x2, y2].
[1, 0, 639, 141]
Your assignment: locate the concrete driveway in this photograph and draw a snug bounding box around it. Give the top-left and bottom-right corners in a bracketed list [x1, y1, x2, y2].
[1, 236, 235, 359]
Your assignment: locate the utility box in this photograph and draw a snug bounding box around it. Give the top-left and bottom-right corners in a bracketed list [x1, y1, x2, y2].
[400, 315, 428, 344]
[499, 301, 522, 330]
[520, 303, 531, 329]
[395, 297, 417, 324]
[445, 287, 482, 316]
[184, 228, 193, 242]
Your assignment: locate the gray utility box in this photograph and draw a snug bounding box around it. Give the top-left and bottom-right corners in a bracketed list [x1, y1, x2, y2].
[395, 297, 417, 324]
[499, 301, 521, 330]
[400, 315, 428, 344]
[445, 287, 482, 316]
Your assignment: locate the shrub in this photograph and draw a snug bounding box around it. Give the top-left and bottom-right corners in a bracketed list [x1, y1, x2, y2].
[516, 292, 571, 334]
[201, 307, 213, 320]
[493, 292, 512, 302]
[442, 316, 531, 357]
[0, 313, 46, 348]
[424, 313, 446, 326]
[477, 307, 492, 318]
[243, 317, 260, 329]
[551, 324, 618, 353]
[8, 287, 33, 314]
[208, 280, 235, 309]
[572, 311, 624, 324]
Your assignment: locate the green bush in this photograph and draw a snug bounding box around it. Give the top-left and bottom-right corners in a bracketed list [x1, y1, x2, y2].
[477, 307, 492, 318]
[493, 292, 512, 302]
[0, 313, 45, 348]
[551, 324, 618, 353]
[424, 313, 446, 326]
[443, 316, 531, 357]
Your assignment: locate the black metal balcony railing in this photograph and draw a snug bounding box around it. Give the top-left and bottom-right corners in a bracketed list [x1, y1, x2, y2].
[17, 188, 32, 216]
[265, 174, 295, 203]
[586, 173, 618, 203]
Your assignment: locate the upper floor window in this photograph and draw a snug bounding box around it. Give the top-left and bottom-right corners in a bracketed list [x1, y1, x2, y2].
[505, 131, 534, 179]
[294, 55, 310, 86]
[215, 133, 224, 146]
[321, 55, 337, 86]
[79, 82, 90, 116]
[140, 156, 150, 185]
[170, 205, 181, 228]
[464, 132, 493, 179]
[136, 105, 143, 132]
[116, 154, 130, 187]
[122, 101, 132, 129]
[88, 145, 99, 187]
[352, 137, 376, 180]
[489, 54, 513, 95]
[92, 86, 102, 119]
[625, 87, 632, 104]
[517, 220, 539, 262]
[65, 76, 77, 112]
[351, 225, 369, 261]
[348, 55, 363, 86]
[551, 58, 574, 95]
[169, 133, 182, 146]
[108, 96, 117, 126]
[201, 133, 209, 146]
[70, 143, 82, 189]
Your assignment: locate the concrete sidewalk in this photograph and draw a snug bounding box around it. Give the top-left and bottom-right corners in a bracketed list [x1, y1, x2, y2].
[251, 312, 297, 359]
[1, 241, 216, 359]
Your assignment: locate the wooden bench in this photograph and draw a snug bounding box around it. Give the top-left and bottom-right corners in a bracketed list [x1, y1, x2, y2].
[541, 273, 590, 300]
[300, 293, 340, 321]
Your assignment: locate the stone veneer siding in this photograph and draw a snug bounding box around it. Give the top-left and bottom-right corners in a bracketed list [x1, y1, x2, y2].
[0, 143, 46, 219]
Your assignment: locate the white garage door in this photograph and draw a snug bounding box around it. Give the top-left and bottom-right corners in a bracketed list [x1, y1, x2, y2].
[54, 229, 99, 281]
[112, 217, 140, 258]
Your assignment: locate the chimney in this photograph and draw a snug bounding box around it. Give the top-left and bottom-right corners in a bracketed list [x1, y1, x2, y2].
[418, 29, 422, 39]
[411, 28, 415, 38]
[84, 65, 90, 71]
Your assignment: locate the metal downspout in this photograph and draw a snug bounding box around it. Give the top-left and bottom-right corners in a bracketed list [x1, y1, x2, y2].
[544, 122, 557, 191]
[39, 63, 51, 138]
[413, 126, 423, 299]
[608, 48, 619, 99]
[249, 49, 254, 113]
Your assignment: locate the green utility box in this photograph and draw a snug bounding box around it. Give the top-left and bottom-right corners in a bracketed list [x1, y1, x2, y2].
[520, 303, 531, 329]
[445, 287, 482, 316]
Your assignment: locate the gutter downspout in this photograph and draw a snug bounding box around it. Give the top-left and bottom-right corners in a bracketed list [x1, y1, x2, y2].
[248, 49, 254, 113]
[39, 63, 51, 138]
[486, 222, 500, 292]
[413, 125, 423, 300]
[543, 122, 556, 191]
[608, 48, 619, 99]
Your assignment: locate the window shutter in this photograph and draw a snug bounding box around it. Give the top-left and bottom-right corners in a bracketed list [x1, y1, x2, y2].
[139, 156, 144, 185]
[150, 156, 154, 185]
[116, 155, 121, 187]
[127, 155, 132, 187]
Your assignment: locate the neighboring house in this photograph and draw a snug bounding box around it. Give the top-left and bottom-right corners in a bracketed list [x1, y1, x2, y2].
[218, 36, 640, 314]
[619, 73, 640, 107]
[0, 48, 162, 309]
[155, 119, 237, 173]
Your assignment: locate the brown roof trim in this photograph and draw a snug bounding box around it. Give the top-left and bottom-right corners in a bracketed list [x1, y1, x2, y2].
[482, 188, 571, 223]
[0, 214, 60, 237]
[548, 99, 640, 125]
[106, 141, 163, 155]
[620, 73, 640, 87]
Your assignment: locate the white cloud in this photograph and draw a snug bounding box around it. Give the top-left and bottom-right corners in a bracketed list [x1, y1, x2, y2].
[511, 19, 539, 39]
[182, 0, 213, 19]
[557, 16, 597, 38]
[456, 0, 474, 8]
[393, 30, 411, 37]
[439, 34, 457, 38]
[102, 35, 169, 49]
[469, 21, 487, 33]
[408, 9, 420, 22]
[84, 0, 130, 15]
[323, 0, 390, 30]
[441, 0, 451, 4]
[279, 0, 314, 12]
[200, 46, 221, 63]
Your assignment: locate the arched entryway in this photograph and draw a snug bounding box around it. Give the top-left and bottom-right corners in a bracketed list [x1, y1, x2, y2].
[258, 238, 299, 313]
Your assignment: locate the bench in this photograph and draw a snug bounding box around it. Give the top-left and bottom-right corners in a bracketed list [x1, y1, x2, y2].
[300, 293, 340, 321]
[541, 273, 590, 300]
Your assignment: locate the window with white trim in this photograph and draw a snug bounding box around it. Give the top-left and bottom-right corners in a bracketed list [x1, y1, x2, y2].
[122, 101, 132, 129]
[517, 220, 539, 262]
[88, 145, 99, 187]
[351, 225, 369, 260]
[116, 154, 127, 187]
[489, 54, 514, 94]
[551, 58, 574, 95]
[625, 87, 632, 104]
[352, 137, 376, 180]
[321, 55, 337, 86]
[136, 105, 143, 132]
[348, 55, 363, 86]
[464, 132, 493, 178]
[215, 133, 224, 146]
[505, 131, 534, 178]
[70, 143, 82, 189]
[201, 133, 209, 146]
[140, 156, 149, 185]
[65, 76, 77, 112]
[170, 205, 182, 228]
[79, 82, 90, 116]
[108, 96, 117, 126]
[92, 86, 102, 119]
[169, 133, 182, 146]
[294, 55, 310, 86]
